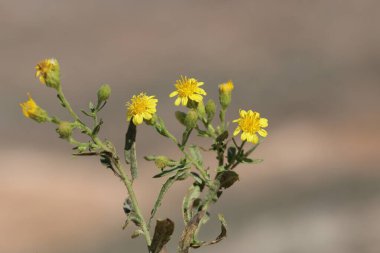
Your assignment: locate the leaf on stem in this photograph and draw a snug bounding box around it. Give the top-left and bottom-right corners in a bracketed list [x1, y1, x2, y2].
[178, 211, 205, 253]
[124, 122, 138, 181]
[150, 219, 175, 253]
[191, 214, 227, 248]
[149, 170, 188, 227]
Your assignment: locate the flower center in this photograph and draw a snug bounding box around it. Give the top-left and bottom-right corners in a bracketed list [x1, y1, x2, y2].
[239, 115, 260, 134]
[177, 81, 198, 97]
[130, 98, 149, 115]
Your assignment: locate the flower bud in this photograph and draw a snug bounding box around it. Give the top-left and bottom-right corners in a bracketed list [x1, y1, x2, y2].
[20, 94, 49, 123]
[97, 84, 111, 102]
[175, 111, 187, 126]
[197, 101, 206, 122]
[205, 99, 216, 122]
[184, 109, 198, 129]
[35, 58, 61, 89]
[57, 121, 73, 139]
[219, 80, 234, 109]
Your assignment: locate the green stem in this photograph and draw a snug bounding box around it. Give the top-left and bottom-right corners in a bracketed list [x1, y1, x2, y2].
[56, 87, 151, 247]
[115, 161, 152, 247]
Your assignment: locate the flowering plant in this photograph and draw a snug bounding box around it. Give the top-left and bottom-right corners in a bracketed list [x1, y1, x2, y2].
[21, 59, 268, 253]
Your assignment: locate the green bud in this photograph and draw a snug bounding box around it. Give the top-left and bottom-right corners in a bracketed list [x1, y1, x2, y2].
[184, 109, 198, 129]
[97, 84, 111, 102]
[57, 121, 73, 139]
[205, 99, 216, 122]
[175, 111, 187, 126]
[197, 101, 206, 122]
[219, 93, 231, 110]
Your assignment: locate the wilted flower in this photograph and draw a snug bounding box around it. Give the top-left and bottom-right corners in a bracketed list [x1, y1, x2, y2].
[20, 94, 49, 123]
[35, 58, 60, 89]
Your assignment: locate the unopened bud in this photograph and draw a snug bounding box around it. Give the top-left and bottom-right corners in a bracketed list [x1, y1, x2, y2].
[184, 109, 198, 129]
[205, 99, 216, 122]
[97, 84, 111, 102]
[57, 121, 73, 139]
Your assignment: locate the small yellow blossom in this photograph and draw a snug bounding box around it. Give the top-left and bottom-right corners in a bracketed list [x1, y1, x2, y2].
[233, 109, 268, 144]
[169, 76, 207, 106]
[219, 80, 234, 94]
[20, 94, 48, 122]
[126, 93, 158, 125]
[35, 58, 60, 88]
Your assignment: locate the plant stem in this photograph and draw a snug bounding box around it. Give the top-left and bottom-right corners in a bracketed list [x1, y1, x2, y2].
[56, 87, 152, 248]
[114, 160, 152, 247]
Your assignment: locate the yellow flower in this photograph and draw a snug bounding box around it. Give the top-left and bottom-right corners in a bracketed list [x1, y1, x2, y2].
[35, 58, 60, 88]
[126, 93, 158, 125]
[219, 80, 234, 94]
[20, 94, 48, 123]
[169, 76, 207, 106]
[233, 109, 268, 144]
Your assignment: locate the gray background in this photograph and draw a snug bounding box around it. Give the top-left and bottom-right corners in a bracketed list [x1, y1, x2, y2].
[1, 1, 380, 252]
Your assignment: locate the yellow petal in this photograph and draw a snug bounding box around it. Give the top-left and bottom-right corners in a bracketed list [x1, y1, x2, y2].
[258, 129, 267, 137]
[239, 110, 247, 117]
[241, 132, 248, 141]
[259, 118, 268, 127]
[142, 112, 152, 120]
[182, 97, 188, 106]
[169, 91, 178, 97]
[189, 94, 203, 102]
[133, 114, 143, 125]
[175, 97, 181, 106]
[251, 134, 259, 144]
[233, 127, 241, 136]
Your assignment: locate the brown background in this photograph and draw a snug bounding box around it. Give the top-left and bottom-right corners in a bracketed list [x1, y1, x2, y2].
[1, 1, 380, 252]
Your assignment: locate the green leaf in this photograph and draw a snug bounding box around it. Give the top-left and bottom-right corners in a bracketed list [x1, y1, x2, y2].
[92, 118, 103, 136]
[149, 171, 184, 227]
[227, 147, 237, 164]
[152, 163, 189, 178]
[182, 184, 201, 224]
[189, 145, 203, 167]
[124, 122, 138, 181]
[150, 219, 175, 253]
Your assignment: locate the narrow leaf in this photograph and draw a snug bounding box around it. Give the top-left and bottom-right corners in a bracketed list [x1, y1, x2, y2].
[149, 171, 185, 227]
[189, 145, 203, 167]
[124, 122, 138, 181]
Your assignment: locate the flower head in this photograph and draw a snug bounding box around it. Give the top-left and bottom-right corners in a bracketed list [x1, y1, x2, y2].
[20, 94, 49, 123]
[219, 80, 234, 109]
[219, 80, 234, 94]
[169, 76, 207, 106]
[35, 58, 60, 89]
[233, 109, 268, 144]
[126, 93, 158, 125]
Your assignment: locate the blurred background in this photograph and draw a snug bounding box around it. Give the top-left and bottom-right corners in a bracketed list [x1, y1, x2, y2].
[1, 0, 380, 252]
